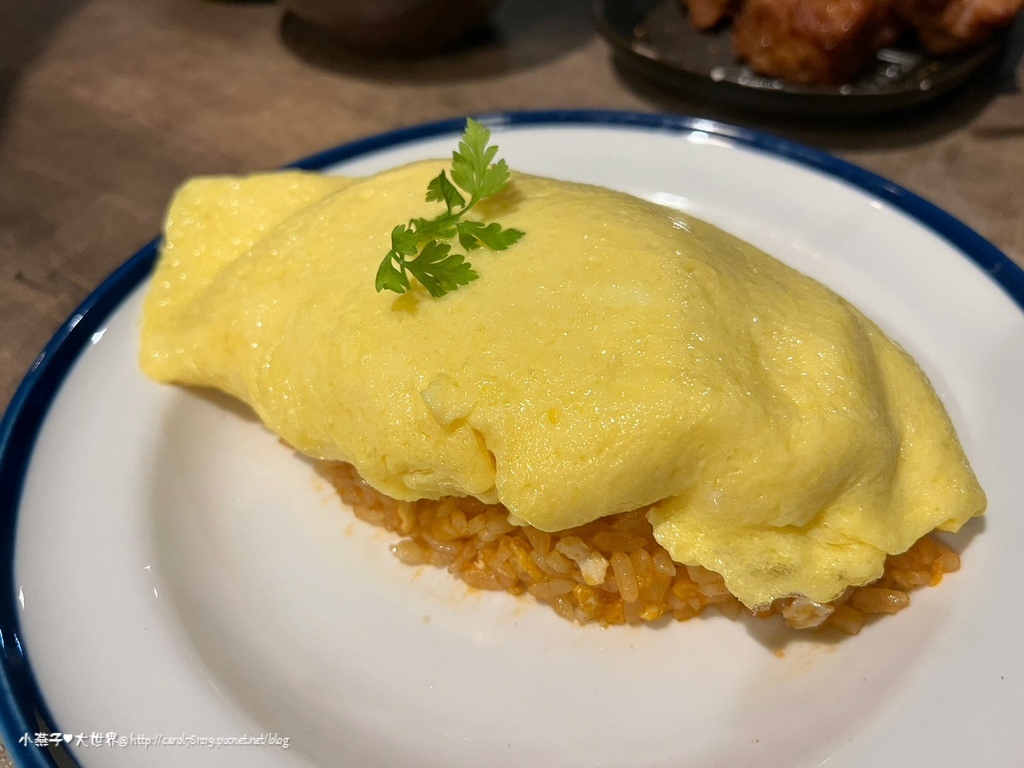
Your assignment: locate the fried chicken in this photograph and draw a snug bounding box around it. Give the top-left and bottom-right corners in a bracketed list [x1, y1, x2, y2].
[687, 0, 742, 28]
[680, 0, 1021, 84]
[730, 0, 902, 83]
[897, 0, 1024, 53]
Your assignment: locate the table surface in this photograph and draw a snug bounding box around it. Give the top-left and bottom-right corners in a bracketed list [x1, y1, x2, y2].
[1, 1, 1022, 766]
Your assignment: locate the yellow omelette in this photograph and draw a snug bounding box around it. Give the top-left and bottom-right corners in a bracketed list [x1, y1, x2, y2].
[140, 160, 986, 610]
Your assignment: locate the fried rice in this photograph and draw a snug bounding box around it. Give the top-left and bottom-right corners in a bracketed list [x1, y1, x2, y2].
[321, 461, 961, 634]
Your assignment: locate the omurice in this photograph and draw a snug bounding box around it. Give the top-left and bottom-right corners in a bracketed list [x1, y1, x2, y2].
[140, 134, 984, 631]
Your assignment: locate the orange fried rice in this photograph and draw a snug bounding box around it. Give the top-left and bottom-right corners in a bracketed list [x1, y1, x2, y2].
[320, 461, 961, 635]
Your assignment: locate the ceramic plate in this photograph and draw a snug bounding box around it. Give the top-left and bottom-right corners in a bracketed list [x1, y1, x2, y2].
[593, 0, 1008, 114]
[1, 111, 1023, 768]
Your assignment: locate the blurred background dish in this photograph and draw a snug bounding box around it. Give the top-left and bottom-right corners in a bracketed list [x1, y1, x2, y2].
[279, 0, 505, 55]
[594, 0, 1015, 113]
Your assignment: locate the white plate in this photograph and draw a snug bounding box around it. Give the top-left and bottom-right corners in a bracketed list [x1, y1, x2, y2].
[2, 112, 1023, 768]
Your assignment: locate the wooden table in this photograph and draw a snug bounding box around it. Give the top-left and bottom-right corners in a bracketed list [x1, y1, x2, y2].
[1, 1, 1022, 765]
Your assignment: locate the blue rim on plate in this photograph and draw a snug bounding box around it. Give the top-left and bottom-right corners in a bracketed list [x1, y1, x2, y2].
[0, 109, 1021, 768]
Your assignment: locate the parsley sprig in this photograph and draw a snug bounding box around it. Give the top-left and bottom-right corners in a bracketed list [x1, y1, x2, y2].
[375, 119, 525, 298]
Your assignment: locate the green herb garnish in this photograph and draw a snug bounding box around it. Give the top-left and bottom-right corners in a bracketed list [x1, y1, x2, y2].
[375, 119, 525, 298]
